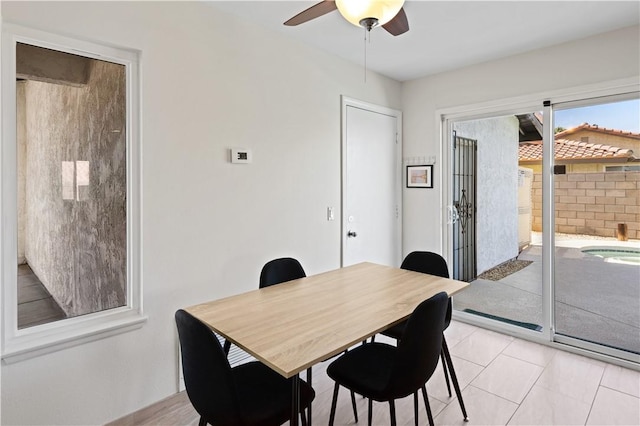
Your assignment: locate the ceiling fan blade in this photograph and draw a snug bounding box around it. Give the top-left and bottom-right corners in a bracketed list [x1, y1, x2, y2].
[284, 0, 338, 26]
[382, 7, 409, 36]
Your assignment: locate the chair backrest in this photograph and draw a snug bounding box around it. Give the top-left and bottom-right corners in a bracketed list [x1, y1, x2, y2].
[401, 251, 452, 328]
[400, 251, 449, 278]
[175, 309, 241, 425]
[384, 291, 449, 398]
[259, 257, 306, 288]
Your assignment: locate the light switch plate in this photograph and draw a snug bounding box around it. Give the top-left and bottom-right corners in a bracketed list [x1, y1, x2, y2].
[327, 207, 335, 221]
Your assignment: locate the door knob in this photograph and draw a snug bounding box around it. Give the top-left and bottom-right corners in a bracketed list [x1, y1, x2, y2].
[347, 230, 357, 238]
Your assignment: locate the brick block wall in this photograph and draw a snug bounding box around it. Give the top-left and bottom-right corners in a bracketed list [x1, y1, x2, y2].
[531, 171, 640, 239]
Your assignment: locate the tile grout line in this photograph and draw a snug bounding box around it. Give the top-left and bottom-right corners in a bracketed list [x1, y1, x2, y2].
[501, 337, 541, 425]
[598, 383, 640, 399]
[583, 365, 608, 425]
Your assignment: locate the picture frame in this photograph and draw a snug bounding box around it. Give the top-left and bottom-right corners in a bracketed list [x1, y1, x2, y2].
[406, 165, 433, 188]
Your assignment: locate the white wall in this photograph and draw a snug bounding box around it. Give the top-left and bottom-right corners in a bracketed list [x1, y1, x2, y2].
[454, 116, 520, 274]
[0, 2, 401, 424]
[401, 25, 640, 256]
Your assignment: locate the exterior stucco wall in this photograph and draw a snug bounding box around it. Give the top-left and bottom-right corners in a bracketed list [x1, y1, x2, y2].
[561, 130, 640, 153]
[520, 128, 640, 173]
[454, 116, 520, 274]
[21, 59, 126, 317]
[520, 162, 634, 173]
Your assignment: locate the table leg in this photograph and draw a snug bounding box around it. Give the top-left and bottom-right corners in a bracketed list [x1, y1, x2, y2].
[291, 373, 300, 426]
[307, 367, 312, 425]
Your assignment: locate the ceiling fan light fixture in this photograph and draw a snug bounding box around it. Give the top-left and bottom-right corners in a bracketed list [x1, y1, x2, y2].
[335, 0, 405, 29]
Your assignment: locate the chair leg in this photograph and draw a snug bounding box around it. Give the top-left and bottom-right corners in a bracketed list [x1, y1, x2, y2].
[368, 398, 373, 426]
[421, 385, 434, 426]
[441, 349, 452, 397]
[350, 390, 358, 423]
[222, 339, 231, 356]
[413, 392, 419, 426]
[198, 416, 207, 426]
[301, 407, 307, 426]
[329, 382, 340, 426]
[389, 400, 397, 426]
[442, 337, 469, 421]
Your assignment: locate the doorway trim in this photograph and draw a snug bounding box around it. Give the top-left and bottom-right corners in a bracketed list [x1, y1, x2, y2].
[340, 96, 402, 267]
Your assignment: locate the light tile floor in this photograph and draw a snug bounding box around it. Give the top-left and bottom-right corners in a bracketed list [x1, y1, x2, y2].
[277, 320, 640, 425]
[426, 321, 640, 426]
[113, 319, 640, 426]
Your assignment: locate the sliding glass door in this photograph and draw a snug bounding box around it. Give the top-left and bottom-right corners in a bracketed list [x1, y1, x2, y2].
[552, 96, 640, 358]
[447, 90, 640, 363]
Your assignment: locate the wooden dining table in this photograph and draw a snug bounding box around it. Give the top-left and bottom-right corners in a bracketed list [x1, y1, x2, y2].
[185, 261, 469, 425]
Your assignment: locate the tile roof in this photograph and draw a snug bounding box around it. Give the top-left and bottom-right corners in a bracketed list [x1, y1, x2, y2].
[555, 123, 640, 140]
[519, 138, 635, 162]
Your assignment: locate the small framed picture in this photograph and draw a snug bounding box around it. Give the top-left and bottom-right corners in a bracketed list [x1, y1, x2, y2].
[406, 165, 433, 188]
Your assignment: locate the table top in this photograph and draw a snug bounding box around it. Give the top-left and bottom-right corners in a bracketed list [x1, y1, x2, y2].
[185, 262, 469, 378]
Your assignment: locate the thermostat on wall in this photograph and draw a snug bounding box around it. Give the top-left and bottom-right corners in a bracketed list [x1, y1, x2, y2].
[230, 148, 252, 164]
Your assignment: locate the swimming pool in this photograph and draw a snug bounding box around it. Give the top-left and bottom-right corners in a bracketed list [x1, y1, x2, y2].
[581, 247, 640, 265]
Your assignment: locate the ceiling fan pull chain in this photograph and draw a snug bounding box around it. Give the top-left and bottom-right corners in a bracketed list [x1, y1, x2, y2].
[363, 27, 368, 83]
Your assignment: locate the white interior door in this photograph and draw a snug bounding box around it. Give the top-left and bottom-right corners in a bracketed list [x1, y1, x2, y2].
[342, 98, 402, 267]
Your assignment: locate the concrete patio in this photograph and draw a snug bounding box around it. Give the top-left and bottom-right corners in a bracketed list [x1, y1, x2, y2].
[453, 233, 640, 354]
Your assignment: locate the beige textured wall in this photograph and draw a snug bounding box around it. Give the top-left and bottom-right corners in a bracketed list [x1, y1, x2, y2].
[565, 129, 640, 153]
[531, 171, 639, 239]
[21, 59, 126, 317]
[521, 162, 630, 173]
[566, 163, 608, 173]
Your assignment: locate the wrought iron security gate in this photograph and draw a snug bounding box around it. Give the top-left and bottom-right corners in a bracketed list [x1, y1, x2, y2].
[452, 132, 477, 282]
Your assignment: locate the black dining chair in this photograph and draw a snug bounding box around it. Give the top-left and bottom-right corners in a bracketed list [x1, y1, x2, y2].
[380, 251, 468, 422]
[327, 292, 449, 426]
[259, 256, 307, 287]
[175, 309, 315, 426]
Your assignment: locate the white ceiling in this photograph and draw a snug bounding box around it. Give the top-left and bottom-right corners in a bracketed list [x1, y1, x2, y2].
[209, 1, 640, 82]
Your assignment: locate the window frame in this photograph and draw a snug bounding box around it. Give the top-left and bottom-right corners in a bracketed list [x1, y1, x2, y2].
[605, 165, 640, 172]
[1, 23, 145, 363]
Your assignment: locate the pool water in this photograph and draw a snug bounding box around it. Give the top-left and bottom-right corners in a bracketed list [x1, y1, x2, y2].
[582, 247, 640, 265]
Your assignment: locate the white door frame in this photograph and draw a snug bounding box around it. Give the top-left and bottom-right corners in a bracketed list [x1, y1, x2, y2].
[340, 96, 403, 267]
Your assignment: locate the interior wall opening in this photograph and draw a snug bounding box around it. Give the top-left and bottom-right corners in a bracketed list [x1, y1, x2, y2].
[16, 42, 127, 329]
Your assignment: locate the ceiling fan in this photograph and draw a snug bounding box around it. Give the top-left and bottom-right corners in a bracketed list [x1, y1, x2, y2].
[284, 0, 409, 36]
